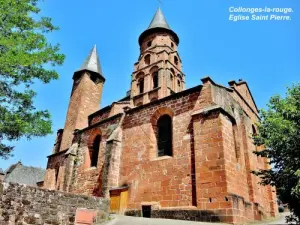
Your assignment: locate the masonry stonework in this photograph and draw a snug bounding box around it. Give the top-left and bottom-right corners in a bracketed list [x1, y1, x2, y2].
[0, 181, 109, 225]
[43, 8, 278, 225]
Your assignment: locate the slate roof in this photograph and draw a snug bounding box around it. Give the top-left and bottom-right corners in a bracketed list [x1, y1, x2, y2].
[73, 45, 105, 81]
[148, 8, 170, 30]
[139, 8, 179, 45]
[4, 162, 45, 186]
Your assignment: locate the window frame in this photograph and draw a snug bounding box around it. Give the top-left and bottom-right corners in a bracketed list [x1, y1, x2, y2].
[156, 115, 173, 157]
[90, 135, 101, 167]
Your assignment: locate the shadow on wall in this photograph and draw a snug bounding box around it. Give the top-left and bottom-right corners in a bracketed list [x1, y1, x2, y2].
[125, 209, 223, 223]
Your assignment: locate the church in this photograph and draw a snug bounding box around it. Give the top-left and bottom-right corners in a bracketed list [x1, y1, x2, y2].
[43, 8, 278, 224]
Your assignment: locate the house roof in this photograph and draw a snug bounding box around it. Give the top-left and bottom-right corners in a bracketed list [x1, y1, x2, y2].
[4, 162, 45, 186]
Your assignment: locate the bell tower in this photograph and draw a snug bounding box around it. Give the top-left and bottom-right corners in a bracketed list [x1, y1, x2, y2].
[59, 45, 105, 151]
[130, 8, 185, 106]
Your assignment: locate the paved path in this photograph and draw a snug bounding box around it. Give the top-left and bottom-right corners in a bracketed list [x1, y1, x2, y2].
[104, 215, 228, 225]
[103, 213, 289, 225]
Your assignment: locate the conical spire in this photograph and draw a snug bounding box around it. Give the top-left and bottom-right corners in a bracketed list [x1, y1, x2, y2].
[138, 8, 179, 45]
[77, 45, 103, 76]
[148, 8, 170, 30]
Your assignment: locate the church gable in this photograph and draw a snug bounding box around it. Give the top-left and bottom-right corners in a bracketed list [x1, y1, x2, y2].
[228, 80, 259, 115]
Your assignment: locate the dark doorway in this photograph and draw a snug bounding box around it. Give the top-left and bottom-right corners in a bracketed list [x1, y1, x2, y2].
[142, 205, 151, 218]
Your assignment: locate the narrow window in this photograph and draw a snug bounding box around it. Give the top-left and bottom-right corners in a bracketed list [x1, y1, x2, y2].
[169, 75, 174, 89]
[252, 125, 259, 161]
[170, 68, 175, 74]
[174, 56, 179, 65]
[138, 78, 144, 94]
[91, 135, 101, 167]
[171, 42, 174, 48]
[144, 54, 150, 65]
[177, 80, 181, 88]
[232, 122, 240, 160]
[147, 41, 152, 47]
[252, 125, 257, 136]
[157, 115, 173, 157]
[55, 166, 59, 184]
[153, 72, 158, 89]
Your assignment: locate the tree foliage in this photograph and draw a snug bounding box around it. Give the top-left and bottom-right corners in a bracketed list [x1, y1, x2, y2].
[0, 0, 65, 159]
[253, 84, 300, 223]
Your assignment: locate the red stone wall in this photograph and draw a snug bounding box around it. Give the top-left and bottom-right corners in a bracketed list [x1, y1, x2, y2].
[192, 112, 230, 212]
[131, 31, 184, 105]
[60, 72, 104, 151]
[44, 74, 278, 224]
[70, 115, 122, 196]
[43, 151, 67, 190]
[89, 106, 111, 125]
[121, 87, 202, 209]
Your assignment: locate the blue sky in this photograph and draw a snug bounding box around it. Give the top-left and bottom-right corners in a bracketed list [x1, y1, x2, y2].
[0, 0, 299, 170]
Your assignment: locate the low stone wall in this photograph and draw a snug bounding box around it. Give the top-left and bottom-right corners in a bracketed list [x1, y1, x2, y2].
[0, 181, 109, 225]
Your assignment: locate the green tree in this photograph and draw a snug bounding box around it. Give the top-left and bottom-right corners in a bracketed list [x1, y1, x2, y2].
[253, 84, 300, 223]
[0, 0, 65, 159]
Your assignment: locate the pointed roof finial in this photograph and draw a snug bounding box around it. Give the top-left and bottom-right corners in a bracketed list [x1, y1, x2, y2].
[73, 45, 105, 81]
[79, 45, 103, 75]
[138, 8, 179, 45]
[148, 7, 170, 29]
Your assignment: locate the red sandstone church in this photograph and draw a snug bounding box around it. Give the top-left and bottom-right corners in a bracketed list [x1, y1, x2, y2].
[43, 8, 278, 224]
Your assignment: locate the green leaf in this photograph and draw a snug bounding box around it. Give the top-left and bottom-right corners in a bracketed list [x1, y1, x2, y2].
[0, 0, 65, 158]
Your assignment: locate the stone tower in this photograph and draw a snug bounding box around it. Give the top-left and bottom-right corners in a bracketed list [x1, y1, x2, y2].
[59, 46, 105, 151]
[130, 8, 185, 106]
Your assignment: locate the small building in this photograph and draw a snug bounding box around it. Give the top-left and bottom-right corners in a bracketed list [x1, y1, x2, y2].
[3, 161, 45, 187]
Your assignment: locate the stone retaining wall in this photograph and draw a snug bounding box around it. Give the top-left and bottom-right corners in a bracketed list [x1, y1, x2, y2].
[0, 181, 109, 225]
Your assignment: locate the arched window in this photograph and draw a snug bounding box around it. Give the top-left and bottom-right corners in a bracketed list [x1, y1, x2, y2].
[144, 54, 150, 65]
[91, 135, 101, 167]
[157, 115, 173, 157]
[169, 74, 173, 89]
[170, 68, 175, 89]
[153, 71, 158, 89]
[138, 78, 144, 94]
[174, 56, 179, 65]
[147, 41, 152, 47]
[171, 42, 174, 48]
[177, 80, 181, 88]
[170, 68, 175, 75]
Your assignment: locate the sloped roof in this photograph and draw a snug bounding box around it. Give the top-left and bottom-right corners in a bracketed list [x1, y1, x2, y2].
[73, 45, 105, 81]
[139, 8, 179, 45]
[4, 162, 45, 186]
[148, 8, 170, 30]
[0, 168, 4, 175]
